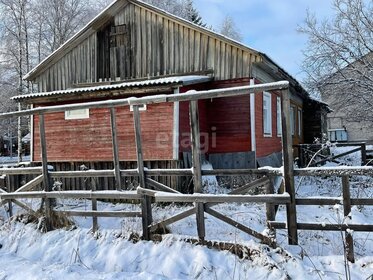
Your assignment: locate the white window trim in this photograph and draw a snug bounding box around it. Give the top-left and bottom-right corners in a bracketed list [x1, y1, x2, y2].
[298, 108, 302, 137]
[263, 91, 272, 137]
[290, 106, 295, 136]
[276, 96, 282, 137]
[130, 104, 147, 111]
[65, 108, 89, 120]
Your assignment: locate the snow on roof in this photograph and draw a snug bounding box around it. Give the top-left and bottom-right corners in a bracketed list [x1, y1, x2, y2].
[13, 75, 212, 102]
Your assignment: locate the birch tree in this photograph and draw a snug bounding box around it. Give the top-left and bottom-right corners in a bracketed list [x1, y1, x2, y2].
[300, 0, 373, 122]
[218, 15, 243, 41]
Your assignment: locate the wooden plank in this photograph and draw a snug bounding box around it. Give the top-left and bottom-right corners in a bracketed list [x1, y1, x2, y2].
[4, 81, 290, 120]
[189, 100, 202, 193]
[342, 176, 355, 263]
[281, 88, 298, 245]
[110, 107, 122, 190]
[15, 174, 43, 193]
[57, 210, 141, 218]
[132, 105, 152, 240]
[310, 147, 362, 166]
[0, 168, 43, 175]
[205, 207, 275, 247]
[149, 207, 196, 232]
[146, 178, 180, 193]
[91, 178, 98, 232]
[269, 222, 373, 232]
[265, 179, 276, 237]
[294, 167, 373, 177]
[39, 114, 52, 230]
[196, 202, 205, 241]
[361, 143, 367, 166]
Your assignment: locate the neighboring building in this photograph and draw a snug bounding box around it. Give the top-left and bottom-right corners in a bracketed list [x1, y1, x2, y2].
[13, 0, 326, 189]
[320, 52, 373, 143]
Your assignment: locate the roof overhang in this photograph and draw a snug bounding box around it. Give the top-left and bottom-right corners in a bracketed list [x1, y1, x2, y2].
[13, 75, 213, 104]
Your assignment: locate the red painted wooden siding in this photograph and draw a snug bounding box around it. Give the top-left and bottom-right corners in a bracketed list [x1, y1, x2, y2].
[33, 103, 174, 162]
[254, 90, 282, 158]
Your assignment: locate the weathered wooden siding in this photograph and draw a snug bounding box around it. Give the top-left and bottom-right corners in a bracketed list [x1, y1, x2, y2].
[33, 103, 174, 161]
[34, 2, 260, 92]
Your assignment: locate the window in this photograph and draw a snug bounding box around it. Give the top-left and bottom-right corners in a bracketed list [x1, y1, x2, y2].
[290, 106, 295, 136]
[130, 104, 147, 111]
[277, 96, 282, 136]
[65, 109, 89, 120]
[263, 92, 272, 136]
[298, 109, 302, 137]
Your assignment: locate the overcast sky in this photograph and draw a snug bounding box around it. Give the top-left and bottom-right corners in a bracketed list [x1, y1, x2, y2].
[194, 0, 334, 82]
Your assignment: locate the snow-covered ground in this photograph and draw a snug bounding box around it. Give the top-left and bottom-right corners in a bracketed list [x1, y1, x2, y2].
[0, 147, 372, 279]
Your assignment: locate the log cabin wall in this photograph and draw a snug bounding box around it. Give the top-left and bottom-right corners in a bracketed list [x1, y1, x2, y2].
[33, 1, 260, 92]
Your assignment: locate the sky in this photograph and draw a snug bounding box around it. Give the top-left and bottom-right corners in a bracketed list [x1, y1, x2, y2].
[194, 0, 335, 83]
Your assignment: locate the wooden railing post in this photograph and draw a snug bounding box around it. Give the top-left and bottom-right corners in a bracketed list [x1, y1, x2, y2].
[39, 114, 53, 230]
[280, 88, 298, 245]
[133, 105, 152, 240]
[265, 178, 276, 238]
[110, 107, 122, 190]
[361, 143, 367, 166]
[91, 178, 98, 233]
[342, 175, 355, 263]
[189, 99, 205, 242]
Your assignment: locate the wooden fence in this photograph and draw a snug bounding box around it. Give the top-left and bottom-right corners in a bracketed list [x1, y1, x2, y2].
[0, 80, 372, 262]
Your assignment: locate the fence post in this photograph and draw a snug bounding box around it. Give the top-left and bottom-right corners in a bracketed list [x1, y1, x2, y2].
[342, 175, 355, 263]
[91, 178, 98, 233]
[361, 143, 367, 166]
[110, 107, 122, 190]
[189, 99, 205, 242]
[6, 176, 13, 217]
[280, 88, 298, 245]
[265, 178, 276, 238]
[39, 114, 53, 230]
[133, 105, 152, 240]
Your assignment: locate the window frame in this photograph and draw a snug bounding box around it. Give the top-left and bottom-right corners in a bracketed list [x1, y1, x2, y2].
[263, 91, 272, 137]
[65, 108, 89, 120]
[276, 96, 282, 137]
[298, 108, 302, 137]
[290, 106, 296, 136]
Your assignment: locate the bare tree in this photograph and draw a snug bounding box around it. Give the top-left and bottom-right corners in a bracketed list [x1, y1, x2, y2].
[143, 0, 205, 25]
[218, 15, 242, 42]
[299, 0, 373, 122]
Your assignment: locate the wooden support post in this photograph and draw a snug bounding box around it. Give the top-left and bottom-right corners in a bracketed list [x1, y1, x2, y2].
[281, 88, 298, 245]
[39, 114, 52, 230]
[91, 178, 98, 233]
[189, 100, 205, 242]
[133, 105, 152, 240]
[6, 176, 12, 217]
[342, 175, 355, 263]
[110, 107, 122, 190]
[266, 178, 276, 238]
[361, 143, 367, 166]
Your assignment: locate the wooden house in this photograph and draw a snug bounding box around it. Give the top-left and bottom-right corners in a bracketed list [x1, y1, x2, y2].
[14, 0, 326, 190]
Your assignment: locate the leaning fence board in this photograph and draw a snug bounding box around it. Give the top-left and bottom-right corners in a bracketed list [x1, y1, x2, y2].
[150, 207, 196, 232]
[15, 175, 44, 193]
[57, 210, 141, 218]
[310, 147, 362, 166]
[269, 222, 373, 232]
[205, 207, 275, 247]
[146, 178, 180, 193]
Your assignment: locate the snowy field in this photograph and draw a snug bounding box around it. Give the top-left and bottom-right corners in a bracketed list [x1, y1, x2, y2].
[0, 147, 372, 279]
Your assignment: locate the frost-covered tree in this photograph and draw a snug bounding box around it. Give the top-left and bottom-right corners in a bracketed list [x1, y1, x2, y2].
[144, 0, 205, 26]
[299, 0, 373, 122]
[218, 15, 242, 42]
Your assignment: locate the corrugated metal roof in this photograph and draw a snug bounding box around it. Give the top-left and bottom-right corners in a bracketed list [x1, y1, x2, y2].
[13, 75, 212, 102]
